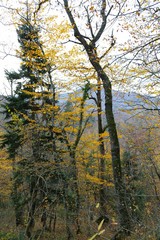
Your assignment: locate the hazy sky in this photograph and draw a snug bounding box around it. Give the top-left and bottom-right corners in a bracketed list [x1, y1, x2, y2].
[0, 0, 144, 96]
[0, 22, 20, 95]
[0, 24, 129, 96]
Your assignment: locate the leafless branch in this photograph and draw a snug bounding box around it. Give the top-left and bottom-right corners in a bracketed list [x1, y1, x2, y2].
[85, 6, 95, 39]
[34, 0, 50, 17]
[61, 39, 82, 45]
[63, 0, 88, 47]
[100, 32, 116, 59]
[111, 36, 160, 68]
[93, 3, 113, 43]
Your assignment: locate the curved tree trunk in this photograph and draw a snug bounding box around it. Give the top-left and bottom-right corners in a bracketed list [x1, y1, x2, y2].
[63, 0, 131, 236]
[89, 54, 130, 234]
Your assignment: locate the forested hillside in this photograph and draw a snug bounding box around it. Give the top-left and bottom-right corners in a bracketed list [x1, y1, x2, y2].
[0, 1, 159, 240]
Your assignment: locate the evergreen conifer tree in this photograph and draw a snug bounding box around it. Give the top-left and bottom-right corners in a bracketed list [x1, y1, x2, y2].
[0, 11, 55, 238]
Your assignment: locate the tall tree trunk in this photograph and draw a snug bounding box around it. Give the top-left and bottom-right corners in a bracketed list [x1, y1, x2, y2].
[26, 178, 37, 239]
[96, 77, 108, 219]
[63, 1, 131, 236]
[63, 150, 81, 239]
[90, 57, 130, 234]
[70, 150, 81, 234]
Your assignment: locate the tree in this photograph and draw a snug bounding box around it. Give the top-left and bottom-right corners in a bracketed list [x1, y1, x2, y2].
[0, 5, 57, 237]
[114, 0, 160, 96]
[1, 0, 159, 239]
[61, 1, 131, 238]
[1, 3, 102, 238]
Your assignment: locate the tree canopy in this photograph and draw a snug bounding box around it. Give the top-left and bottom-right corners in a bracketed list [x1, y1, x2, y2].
[0, 1, 159, 240]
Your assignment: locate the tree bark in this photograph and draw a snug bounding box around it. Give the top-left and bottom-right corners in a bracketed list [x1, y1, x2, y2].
[90, 54, 130, 234]
[96, 77, 108, 218]
[63, 0, 130, 235]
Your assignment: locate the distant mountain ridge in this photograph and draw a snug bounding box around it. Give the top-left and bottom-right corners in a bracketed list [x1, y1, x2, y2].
[0, 90, 159, 128]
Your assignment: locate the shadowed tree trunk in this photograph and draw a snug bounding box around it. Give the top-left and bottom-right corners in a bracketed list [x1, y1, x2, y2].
[96, 77, 108, 220]
[63, 0, 131, 237]
[61, 85, 91, 238]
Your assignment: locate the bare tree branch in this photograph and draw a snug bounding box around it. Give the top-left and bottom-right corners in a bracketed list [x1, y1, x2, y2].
[93, 2, 113, 43]
[85, 6, 95, 39]
[63, 0, 89, 47]
[34, 0, 49, 17]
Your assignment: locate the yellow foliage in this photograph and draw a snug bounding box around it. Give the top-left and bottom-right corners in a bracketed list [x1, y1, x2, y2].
[86, 173, 103, 185]
[64, 126, 78, 134]
[99, 132, 109, 138]
[0, 149, 12, 199]
[52, 127, 62, 134]
[86, 173, 114, 187]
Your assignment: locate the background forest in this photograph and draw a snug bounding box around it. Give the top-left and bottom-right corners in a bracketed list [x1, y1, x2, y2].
[0, 0, 159, 240]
